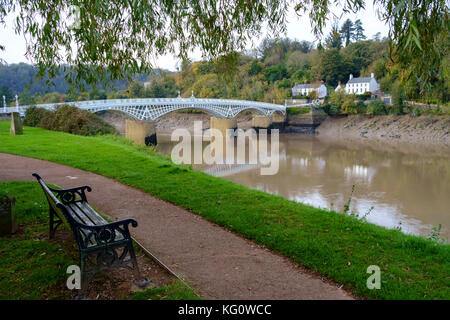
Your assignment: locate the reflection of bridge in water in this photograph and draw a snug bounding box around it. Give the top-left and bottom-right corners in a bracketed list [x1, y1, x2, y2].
[2, 95, 286, 120]
[197, 149, 287, 177]
[200, 163, 261, 177]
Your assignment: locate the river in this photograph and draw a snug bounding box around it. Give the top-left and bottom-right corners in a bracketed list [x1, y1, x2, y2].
[157, 134, 450, 238]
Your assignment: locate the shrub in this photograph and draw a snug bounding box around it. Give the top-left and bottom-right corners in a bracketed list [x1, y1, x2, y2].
[25, 105, 117, 136]
[412, 107, 423, 117]
[307, 90, 318, 100]
[322, 103, 341, 115]
[23, 106, 53, 127]
[390, 82, 405, 115]
[356, 101, 367, 114]
[356, 93, 371, 101]
[366, 100, 387, 115]
[329, 89, 346, 107]
[340, 94, 358, 114]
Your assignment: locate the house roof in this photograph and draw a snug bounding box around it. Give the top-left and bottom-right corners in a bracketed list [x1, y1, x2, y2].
[292, 83, 324, 89]
[347, 77, 374, 84]
[293, 84, 314, 89]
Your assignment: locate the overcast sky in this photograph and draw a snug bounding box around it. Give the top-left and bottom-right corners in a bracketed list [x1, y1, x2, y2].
[0, 2, 389, 71]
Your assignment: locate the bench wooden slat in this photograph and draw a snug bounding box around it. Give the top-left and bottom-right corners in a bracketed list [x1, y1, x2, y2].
[74, 202, 107, 226]
[76, 203, 125, 241]
[67, 203, 97, 226]
[65, 204, 98, 246]
[68, 203, 124, 242]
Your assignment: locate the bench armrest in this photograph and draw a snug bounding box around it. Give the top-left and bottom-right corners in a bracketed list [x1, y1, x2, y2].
[33, 173, 92, 204]
[49, 185, 92, 204]
[56, 204, 138, 249]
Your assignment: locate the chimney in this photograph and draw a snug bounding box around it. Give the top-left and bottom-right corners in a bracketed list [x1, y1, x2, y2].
[371, 73, 375, 78]
[349, 74, 353, 80]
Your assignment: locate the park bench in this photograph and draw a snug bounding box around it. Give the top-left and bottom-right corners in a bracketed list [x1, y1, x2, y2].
[32, 173, 149, 296]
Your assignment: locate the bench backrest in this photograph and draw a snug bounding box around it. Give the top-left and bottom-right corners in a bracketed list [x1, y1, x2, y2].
[32, 173, 72, 230]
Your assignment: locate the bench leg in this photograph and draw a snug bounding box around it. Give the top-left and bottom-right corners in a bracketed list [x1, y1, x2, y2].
[79, 254, 90, 298]
[49, 206, 56, 239]
[49, 206, 63, 239]
[128, 243, 150, 288]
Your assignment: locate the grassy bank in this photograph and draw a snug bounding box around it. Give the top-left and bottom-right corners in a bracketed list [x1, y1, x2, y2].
[0, 121, 448, 299]
[0, 181, 198, 300]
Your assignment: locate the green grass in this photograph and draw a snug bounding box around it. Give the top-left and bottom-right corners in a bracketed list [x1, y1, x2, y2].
[0, 181, 199, 300]
[132, 282, 201, 300]
[0, 121, 449, 299]
[286, 106, 311, 115]
[0, 181, 73, 299]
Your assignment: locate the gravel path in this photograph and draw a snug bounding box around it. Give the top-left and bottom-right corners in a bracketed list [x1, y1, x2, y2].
[0, 152, 352, 300]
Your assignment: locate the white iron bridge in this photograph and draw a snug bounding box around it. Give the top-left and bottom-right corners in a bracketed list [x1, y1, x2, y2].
[4, 96, 287, 121]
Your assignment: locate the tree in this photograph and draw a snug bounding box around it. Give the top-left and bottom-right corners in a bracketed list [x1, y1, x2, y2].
[0, 0, 447, 94]
[353, 19, 366, 41]
[341, 41, 373, 76]
[286, 51, 311, 74]
[127, 81, 144, 98]
[325, 24, 343, 49]
[249, 60, 263, 76]
[0, 85, 13, 105]
[263, 65, 288, 83]
[340, 19, 355, 46]
[317, 48, 351, 86]
[19, 88, 36, 105]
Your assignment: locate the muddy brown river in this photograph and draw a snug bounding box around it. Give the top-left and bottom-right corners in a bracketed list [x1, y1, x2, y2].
[157, 134, 450, 238]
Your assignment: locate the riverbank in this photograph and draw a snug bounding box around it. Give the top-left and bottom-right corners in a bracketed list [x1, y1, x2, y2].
[316, 115, 450, 149]
[0, 121, 448, 299]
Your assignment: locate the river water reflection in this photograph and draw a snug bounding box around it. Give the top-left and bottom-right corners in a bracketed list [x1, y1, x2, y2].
[157, 134, 450, 237]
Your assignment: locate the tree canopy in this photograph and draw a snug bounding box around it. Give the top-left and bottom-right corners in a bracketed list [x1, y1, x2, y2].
[0, 0, 448, 93]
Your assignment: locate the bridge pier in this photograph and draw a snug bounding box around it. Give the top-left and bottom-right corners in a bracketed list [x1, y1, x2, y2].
[125, 120, 157, 146]
[271, 112, 286, 130]
[210, 117, 237, 137]
[251, 115, 271, 130]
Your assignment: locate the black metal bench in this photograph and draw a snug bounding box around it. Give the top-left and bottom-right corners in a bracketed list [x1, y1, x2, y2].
[32, 173, 149, 296]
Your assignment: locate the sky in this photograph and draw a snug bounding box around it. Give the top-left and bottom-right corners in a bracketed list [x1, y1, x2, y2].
[0, 2, 389, 71]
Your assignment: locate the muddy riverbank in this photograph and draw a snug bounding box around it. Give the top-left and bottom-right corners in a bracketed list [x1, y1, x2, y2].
[316, 114, 450, 150]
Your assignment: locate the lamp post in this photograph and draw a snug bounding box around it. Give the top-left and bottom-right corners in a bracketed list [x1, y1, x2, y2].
[15, 95, 19, 112]
[2, 95, 5, 113]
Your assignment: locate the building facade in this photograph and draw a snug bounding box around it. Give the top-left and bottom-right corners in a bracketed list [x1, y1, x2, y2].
[341, 73, 379, 94]
[292, 82, 327, 98]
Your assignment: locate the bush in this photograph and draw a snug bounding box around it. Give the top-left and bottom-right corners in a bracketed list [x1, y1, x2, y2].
[23, 106, 53, 127]
[340, 94, 358, 114]
[366, 100, 387, 115]
[356, 93, 371, 101]
[322, 103, 341, 115]
[328, 89, 346, 107]
[25, 105, 117, 136]
[390, 82, 405, 115]
[356, 101, 367, 114]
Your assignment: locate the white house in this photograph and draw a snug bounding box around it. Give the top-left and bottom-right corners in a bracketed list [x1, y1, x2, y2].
[341, 73, 379, 94]
[292, 82, 327, 98]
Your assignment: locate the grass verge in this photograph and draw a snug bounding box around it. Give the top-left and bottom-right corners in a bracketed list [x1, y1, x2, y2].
[0, 121, 449, 299]
[0, 180, 198, 300]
